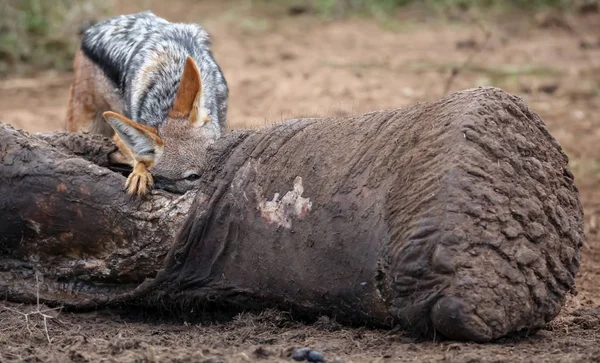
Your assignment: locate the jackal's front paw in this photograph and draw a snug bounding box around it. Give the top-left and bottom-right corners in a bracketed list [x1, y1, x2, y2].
[126, 164, 154, 196]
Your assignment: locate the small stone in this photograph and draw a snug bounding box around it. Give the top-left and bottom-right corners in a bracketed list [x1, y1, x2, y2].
[292, 348, 310, 361]
[537, 83, 559, 95]
[456, 38, 477, 49]
[288, 4, 312, 16]
[307, 350, 324, 362]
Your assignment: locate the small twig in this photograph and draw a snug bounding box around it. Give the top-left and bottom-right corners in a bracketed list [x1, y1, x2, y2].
[442, 19, 493, 96]
[36, 273, 40, 309]
[0, 272, 63, 344]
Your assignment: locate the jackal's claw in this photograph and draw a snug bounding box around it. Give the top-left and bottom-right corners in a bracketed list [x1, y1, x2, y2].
[125, 168, 154, 196]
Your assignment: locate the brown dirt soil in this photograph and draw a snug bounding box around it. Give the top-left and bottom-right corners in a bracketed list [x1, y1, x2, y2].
[1, 1, 600, 362]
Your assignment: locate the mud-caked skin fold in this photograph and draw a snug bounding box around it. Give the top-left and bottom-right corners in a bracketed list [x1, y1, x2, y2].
[382, 87, 584, 341]
[65, 11, 229, 196]
[132, 87, 582, 342]
[0, 87, 583, 342]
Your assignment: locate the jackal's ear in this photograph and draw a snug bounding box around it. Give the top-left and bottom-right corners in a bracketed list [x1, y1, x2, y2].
[168, 56, 206, 125]
[103, 111, 163, 162]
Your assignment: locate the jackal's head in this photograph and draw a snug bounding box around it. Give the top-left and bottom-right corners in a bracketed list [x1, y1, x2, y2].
[103, 56, 216, 194]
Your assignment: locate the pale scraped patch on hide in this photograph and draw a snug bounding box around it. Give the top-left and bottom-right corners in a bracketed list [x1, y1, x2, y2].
[230, 161, 312, 228]
[258, 176, 312, 229]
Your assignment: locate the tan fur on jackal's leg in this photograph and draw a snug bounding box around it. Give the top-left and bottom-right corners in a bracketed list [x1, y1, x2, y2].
[111, 133, 153, 196]
[111, 133, 136, 166]
[103, 111, 164, 197]
[126, 161, 154, 196]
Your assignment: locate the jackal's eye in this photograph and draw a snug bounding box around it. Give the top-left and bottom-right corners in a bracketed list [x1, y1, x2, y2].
[185, 173, 201, 181]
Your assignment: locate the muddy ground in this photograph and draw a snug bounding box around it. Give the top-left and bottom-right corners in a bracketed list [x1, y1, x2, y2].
[1, 1, 600, 362]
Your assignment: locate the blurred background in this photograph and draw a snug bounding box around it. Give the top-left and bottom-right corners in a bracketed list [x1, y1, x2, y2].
[0, 0, 599, 225]
[1, 2, 600, 360]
